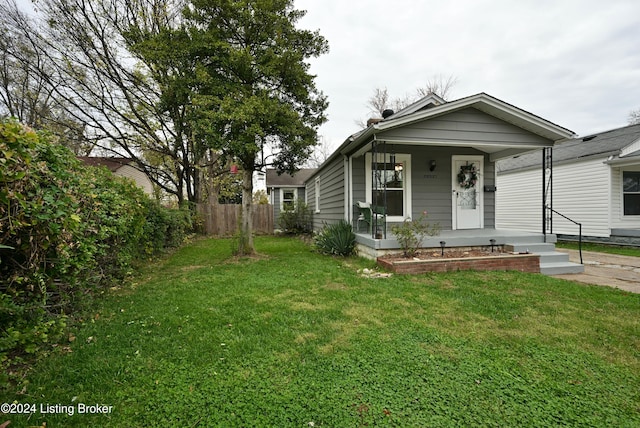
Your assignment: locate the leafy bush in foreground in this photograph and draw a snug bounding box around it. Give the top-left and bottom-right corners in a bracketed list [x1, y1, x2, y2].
[0, 119, 191, 374]
[390, 211, 441, 257]
[314, 220, 357, 256]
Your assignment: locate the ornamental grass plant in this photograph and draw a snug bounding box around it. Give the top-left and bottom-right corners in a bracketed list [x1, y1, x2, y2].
[314, 220, 357, 256]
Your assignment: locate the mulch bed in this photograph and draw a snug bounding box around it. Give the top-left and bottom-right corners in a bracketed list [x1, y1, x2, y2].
[380, 248, 507, 262]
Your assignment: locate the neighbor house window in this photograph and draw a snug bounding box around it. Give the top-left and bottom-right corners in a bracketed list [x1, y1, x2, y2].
[623, 171, 640, 215]
[315, 178, 321, 213]
[281, 188, 296, 211]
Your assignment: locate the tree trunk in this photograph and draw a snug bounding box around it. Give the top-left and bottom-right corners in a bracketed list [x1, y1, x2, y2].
[237, 168, 255, 255]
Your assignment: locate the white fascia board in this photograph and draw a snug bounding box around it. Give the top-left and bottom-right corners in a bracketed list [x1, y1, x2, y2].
[620, 137, 640, 158]
[604, 156, 640, 167]
[368, 137, 550, 151]
[389, 93, 446, 119]
[489, 147, 549, 162]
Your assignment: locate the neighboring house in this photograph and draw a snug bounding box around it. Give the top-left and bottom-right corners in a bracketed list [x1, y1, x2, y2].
[266, 168, 317, 228]
[496, 123, 640, 245]
[305, 92, 583, 273]
[79, 157, 154, 196]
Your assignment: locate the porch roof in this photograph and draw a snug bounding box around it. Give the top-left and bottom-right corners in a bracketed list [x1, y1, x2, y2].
[338, 93, 575, 162]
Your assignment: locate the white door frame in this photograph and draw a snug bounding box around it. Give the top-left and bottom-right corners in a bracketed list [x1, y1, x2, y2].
[452, 155, 484, 230]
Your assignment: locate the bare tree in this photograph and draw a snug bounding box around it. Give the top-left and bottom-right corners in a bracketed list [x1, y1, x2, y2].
[416, 74, 458, 101]
[0, 0, 224, 204]
[355, 87, 403, 128]
[367, 87, 391, 118]
[629, 108, 640, 125]
[304, 135, 334, 168]
[356, 75, 458, 128]
[0, 1, 93, 155]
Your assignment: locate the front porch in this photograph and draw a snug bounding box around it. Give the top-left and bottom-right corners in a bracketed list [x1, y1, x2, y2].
[356, 228, 553, 257]
[355, 228, 584, 275]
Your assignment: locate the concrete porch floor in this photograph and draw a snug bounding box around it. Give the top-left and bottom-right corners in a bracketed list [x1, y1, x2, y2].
[356, 228, 555, 259]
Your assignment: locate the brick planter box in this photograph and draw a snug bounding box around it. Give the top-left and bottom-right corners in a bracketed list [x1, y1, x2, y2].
[377, 253, 540, 274]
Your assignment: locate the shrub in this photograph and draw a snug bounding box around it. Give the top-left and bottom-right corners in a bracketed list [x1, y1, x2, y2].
[142, 199, 193, 253]
[391, 211, 441, 257]
[0, 119, 192, 376]
[278, 201, 313, 235]
[314, 220, 357, 256]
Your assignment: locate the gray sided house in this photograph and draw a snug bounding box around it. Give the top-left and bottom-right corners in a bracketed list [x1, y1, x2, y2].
[496, 123, 640, 245]
[305, 93, 584, 274]
[266, 168, 317, 228]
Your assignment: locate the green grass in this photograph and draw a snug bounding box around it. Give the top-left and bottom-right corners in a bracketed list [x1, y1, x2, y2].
[2, 236, 639, 427]
[557, 240, 640, 257]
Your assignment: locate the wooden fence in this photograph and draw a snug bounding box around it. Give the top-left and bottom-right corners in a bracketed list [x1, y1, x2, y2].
[197, 203, 274, 236]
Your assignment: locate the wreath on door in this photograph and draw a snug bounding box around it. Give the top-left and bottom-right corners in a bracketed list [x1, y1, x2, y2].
[457, 163, 478, 189]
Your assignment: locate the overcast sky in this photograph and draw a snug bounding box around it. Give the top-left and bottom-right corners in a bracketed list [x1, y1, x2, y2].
[295, 0, 640, 149]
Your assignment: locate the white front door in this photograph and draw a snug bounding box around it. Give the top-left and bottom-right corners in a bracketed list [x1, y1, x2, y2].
[452, 156, 484, 230]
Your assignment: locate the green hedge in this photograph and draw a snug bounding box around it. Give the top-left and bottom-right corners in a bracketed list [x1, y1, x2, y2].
[278, 201, 313, 235]
[0, 119, 191, 372]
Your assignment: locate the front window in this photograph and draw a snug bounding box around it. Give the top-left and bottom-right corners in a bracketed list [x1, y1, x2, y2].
[372, 162, 404, 217]
[314, 178, 321, 213]
[623, 171, 640, 215]
[365, 153, 411, 221]
[282, 188, 295, 211]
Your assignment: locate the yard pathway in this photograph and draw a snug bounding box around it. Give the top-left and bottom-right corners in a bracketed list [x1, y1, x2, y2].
[553, 249, 640, 294]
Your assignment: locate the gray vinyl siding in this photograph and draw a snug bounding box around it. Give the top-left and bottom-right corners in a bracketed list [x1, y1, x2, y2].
[351, 156, 366, 220]
[309, 105, 553, 233]
[351, 145, 496, 230]
[308, 156, 345, 231]
[377, 108, 549, 146]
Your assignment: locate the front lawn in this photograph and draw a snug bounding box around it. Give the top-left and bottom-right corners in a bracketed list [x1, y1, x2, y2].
[2, 236, 639, 427]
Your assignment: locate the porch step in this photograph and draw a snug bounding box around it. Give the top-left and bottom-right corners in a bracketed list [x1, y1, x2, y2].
[540, 262, 586, 275]
[504, 243, 556, 253]
[536, 251, 570, 264]
[505, 242, 584, 275]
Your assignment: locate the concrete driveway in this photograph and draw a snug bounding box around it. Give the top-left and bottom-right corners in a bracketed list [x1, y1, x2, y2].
[553, 249, 640, 294]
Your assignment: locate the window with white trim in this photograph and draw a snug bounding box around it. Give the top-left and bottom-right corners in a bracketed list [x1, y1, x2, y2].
[314, 178, 321, 213]
[365, 153, 411, 221]
[281, 188, 296, 211]
[623, 171, 640, 215]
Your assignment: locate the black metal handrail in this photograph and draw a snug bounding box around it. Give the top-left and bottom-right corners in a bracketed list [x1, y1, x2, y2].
[545, 205, 583, 264]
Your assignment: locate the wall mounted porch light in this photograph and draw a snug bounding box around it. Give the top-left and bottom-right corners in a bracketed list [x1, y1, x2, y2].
[429, 159, 437, 171]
